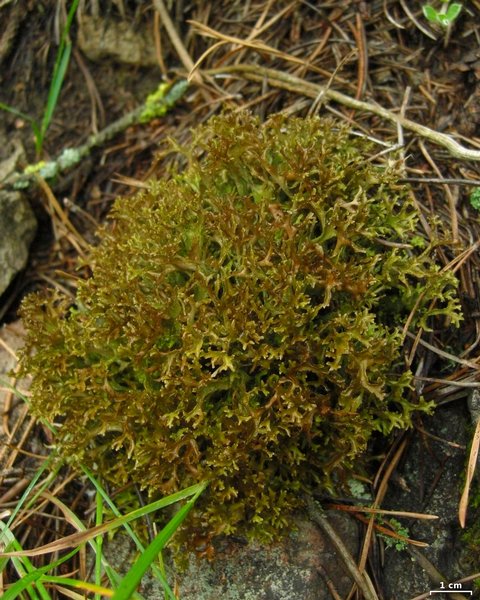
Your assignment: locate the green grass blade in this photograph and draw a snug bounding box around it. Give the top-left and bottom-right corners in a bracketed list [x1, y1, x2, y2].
[0, 454, 58, 547]
[37, 42, 72, 153]
[106, 482, 208, 529]
[35, 575, 113, 596]
[0, 524, 49, 600]
[0, 104, 41, 149]
[0, 382, 144, 596]
[39, 489, 145, 600]
[0, 102, 36, 124]
[94, 490, 104, 600]
[37, 0, 79, 152]
[111, 485, 205, 600]
[0, 382, 201, 600]
[1, 547, 80, 600]
[81, 466, 191, 600]
[80, 468, 207, 535]
[58, 0, 79, 55]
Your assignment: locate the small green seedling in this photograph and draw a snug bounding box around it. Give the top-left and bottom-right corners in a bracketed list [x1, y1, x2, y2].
[470, 188, 480, 211]
[0, 0, 79, 156]
[423, 1, 462, 27]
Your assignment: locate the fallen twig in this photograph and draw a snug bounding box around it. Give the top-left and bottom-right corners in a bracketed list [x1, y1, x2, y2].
[306, 497, 379, 600]
[205, 64, 480, 162]
[0, 80, 189, 191]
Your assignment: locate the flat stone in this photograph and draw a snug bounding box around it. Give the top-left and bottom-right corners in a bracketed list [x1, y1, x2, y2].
[78, 15, 157, 67]
[101, 511, 359, 600]
[174, 513, 358, 600]
[382, 402, 478, 598]
[0, 190, 36, 296]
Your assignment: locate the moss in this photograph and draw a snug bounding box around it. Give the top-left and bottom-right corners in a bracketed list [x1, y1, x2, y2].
[19, 112, 461, 541]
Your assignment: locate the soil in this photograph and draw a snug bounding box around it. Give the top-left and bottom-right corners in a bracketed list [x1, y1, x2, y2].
[1, 1, 480, 599]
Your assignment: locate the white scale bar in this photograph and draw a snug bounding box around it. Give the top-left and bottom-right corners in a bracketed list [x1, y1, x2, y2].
[430, 592, 472, 595]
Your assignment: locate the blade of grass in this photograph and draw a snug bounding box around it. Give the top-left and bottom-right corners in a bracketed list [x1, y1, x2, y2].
[43, 586, 91, 600]
[0, 102, 41, 142]
[54, 0, 79, 71]
[94, 490, 103, 600]
[37, 0, 80, 154]
[0, 482, 208, 556]
[1, 547, 80, 600]
[37, 43, 72, 154]
[1, 381, 201, 599]
[83, 466, 198, 600]
[0, 0, 79, 155]
[40, 491, 145, 600]
[0, 523, 49, 600]
[111, 485, 205, 600]
[39, 477, 203, 600]
[35, 576, 113, 597]
[0, 451, 58, 546]
[0, 382, 141, 597]
[0, 381, 143, 597]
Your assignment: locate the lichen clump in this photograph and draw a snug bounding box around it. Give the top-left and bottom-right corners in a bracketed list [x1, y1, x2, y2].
[20, 112, 460, 539]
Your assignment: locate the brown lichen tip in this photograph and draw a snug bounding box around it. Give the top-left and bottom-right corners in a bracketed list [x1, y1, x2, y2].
[19, 111, 461, 541]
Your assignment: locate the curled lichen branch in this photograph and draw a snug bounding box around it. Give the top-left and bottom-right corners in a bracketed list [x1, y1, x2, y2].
[20, 112, 461, 541]
[206, 64, 480, 162]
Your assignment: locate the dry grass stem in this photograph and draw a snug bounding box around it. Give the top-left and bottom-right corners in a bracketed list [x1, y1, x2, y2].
[153, 0, 204, 88]
[459, 417, 480, 528]
[190, 21, 351, 84]
[307, 497, 379, 600]
[405, 332, 480, 370]
[325, 505, 438, 520]
[407, 546, 470, 600]
[35, 175, 89, 255]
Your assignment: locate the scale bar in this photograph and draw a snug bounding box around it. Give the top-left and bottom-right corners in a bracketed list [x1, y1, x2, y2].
[430, 592, 472, 595]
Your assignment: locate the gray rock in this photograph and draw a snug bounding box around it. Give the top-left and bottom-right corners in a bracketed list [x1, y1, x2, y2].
[0, 190, 36, 295]
[382, 401, 477, 599]
[174, 513, 359, 600]
[101, 512, 359, 600]
[77, 15, 157, 66]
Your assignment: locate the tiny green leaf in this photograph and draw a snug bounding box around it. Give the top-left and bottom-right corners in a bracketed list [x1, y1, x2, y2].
[423, 5, 439, 22]
[446, 3, 462, 22]
[470, 188, 480, 210]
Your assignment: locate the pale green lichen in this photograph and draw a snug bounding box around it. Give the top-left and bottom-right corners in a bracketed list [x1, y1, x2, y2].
[139, 81, 189, 123]
[57, 147, 83, 170]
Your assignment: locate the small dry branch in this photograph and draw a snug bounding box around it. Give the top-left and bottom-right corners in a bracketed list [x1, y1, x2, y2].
[206, 64, 480, 162]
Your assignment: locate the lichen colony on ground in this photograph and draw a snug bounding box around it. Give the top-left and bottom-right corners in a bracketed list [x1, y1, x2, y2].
[20, 112, 460, 540]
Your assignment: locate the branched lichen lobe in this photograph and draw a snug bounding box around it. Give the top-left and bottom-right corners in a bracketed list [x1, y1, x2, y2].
[20, 112, 461, 540]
